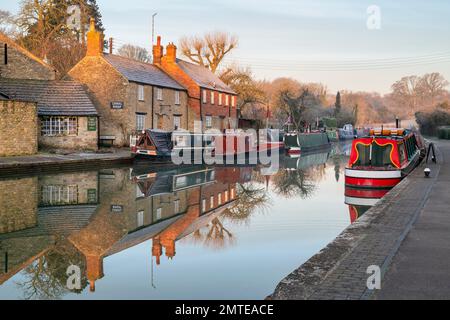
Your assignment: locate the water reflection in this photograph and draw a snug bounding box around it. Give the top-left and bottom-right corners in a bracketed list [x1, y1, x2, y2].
[0, 142, 353, 299]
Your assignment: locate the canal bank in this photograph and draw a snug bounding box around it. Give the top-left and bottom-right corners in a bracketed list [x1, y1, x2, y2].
[0, 150, 134, 176]
[271, 139, 448, 300]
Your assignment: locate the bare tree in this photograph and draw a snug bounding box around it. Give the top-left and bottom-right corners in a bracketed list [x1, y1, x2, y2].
[0, 10, 17, 37]
[419, 72, 449, 107]
[117, 44, 150, 63]
[179, 31, 238, 73]
[390, 75, 422, 115]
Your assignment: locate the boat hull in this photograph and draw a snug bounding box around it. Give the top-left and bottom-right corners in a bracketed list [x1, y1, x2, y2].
[345, 168, 402, 189]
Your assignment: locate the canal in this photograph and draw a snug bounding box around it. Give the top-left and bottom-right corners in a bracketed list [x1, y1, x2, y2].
[0, 142, 360, 300]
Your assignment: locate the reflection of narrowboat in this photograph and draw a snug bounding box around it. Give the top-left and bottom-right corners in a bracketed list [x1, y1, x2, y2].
[284, 131, 330, 155]
[345, 128, 425, 189]
[345, 187, 390, 223]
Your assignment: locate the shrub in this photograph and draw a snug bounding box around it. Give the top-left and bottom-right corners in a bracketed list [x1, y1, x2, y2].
[437, 126, 450, 140]
[415, 110, 450, 136]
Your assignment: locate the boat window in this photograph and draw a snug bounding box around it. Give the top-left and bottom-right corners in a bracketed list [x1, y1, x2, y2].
[354, 143, 371, 166]
[398, 143, 407, 164]
[371, 143, 394, 167]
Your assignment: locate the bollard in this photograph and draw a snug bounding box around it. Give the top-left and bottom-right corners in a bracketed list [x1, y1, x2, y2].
[424, 168, 431, 178]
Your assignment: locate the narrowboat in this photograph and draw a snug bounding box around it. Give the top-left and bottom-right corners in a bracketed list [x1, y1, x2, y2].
[338, 124, 355, 140]
[284, 131, 330, 155]
[345, 128, 425, 189]
[131, 129, 282, 160]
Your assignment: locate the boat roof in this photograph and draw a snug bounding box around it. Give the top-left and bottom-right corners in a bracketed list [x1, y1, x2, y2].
[357, 128, 414, 140]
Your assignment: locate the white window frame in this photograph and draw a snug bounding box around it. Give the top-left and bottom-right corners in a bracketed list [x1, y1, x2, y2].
[210, 91, 215, 104]
[175, 90, 180, 105]
[137, 210, 144, 227]
[205, 116, 212, 128]
[210, 196, 214, 209]
[225, 95, 229, 106]
[202, 199, 206, 212]
[41, 185, 78, 206]
[218, 193, 222, 205]
[41, 117, 78, 137]
[156, 207, 162, 220]
[231, 188, 235, 199]
[138, 85, 145, 101]
[173, 115, 181, 130]
[232, 96, 236, 107]
[202, 90, 207, 103]
[225, 190, 229, 202]
[157, 88, 163, 101]
[218, 93, 222, 106]
[136, 114, 146, 131]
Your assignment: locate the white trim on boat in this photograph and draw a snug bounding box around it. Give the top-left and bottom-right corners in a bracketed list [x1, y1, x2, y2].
[345, 196, 381, 206]
[345, 168, 401, 179]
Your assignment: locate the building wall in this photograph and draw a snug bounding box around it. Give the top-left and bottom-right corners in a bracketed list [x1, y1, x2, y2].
[201, 88, 238, 131]
[0, 100, 38, 157]
[68, 56, 130, 147]
[0, 177, 38, 234]
[153, 87, 189, 130]
[0, 40, 55, 81]
[38, 116, 98, 151]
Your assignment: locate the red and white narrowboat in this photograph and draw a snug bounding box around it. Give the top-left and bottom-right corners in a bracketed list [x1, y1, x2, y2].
[345, 128, 425, 189]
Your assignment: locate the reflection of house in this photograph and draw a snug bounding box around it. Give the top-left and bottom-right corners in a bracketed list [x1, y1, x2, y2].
[0, 166, 247, 293]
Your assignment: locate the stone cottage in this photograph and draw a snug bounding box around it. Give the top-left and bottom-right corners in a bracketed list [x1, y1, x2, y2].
[153, 36, 238, 132]
[0, 32, 99, 152]
[0, 79, 99, 151]
[68, 19, 189, 147]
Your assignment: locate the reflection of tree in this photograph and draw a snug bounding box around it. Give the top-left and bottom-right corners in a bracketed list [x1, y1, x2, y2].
[16, 239, 87, 300]
[223, 183, 270, 223]
[203, 218, 235, 250]
[272, 169, 316, 199]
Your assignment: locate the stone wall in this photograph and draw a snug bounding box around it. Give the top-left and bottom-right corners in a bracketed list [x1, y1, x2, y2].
[0, 100, 38, 156]
[153, 87, 189, 130]
[0, 177, 38, 234]
[38, 116, 98, 151]
[0, 40, 55, 81]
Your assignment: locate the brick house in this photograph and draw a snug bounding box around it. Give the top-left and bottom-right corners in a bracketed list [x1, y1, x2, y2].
[153, 36, 238, 132]
[68, 19, 189, 147]
[0, 32, 99, 152]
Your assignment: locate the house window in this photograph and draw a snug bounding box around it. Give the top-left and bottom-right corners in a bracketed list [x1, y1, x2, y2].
[156, 207, 162, 220]
[137, 211, 144, 227]
[232, 96, 236, 107]
[210, 196, 214, 209]
[138, 85, 145, 101]
[175, 91, 180, 105]
[136, 114, 146, 131]
[218, 193, 222, 205]
[210, 91, 215, 104]
[218, 93, 222, 106]
[225, 95, 229, 106]
[205, 116, 212, 128]
[231, 188, 235, 199]
[157, 88, 163, 101]
[225, 190, 228, 202]
[41, 117, 78, 136]
[173, 116, 181, 130]
[202, 199, 206, 212]
[202, 90, 207, 103]
[41, 185, 78, 206]
[174, 200, 180, 213]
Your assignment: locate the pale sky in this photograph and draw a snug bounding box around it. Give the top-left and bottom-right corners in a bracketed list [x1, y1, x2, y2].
[2, 0, 450, 94]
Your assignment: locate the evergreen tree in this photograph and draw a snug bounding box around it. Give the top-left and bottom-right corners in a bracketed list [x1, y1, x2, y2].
[334, 91, 341, 116]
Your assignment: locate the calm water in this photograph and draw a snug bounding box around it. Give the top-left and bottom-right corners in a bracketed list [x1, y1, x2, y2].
[0, 142, 361, 300]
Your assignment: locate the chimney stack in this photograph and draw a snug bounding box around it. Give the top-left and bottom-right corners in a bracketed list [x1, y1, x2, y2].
[152, 35, 163, 65]
[86, 18, 104, 56]
[166, 42, 177, 63]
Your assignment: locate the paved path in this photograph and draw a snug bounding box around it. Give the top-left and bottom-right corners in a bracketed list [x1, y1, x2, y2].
[271, 140, 447, 300]
[0, 150, 133, 176]
[376, 140, 450, 299]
